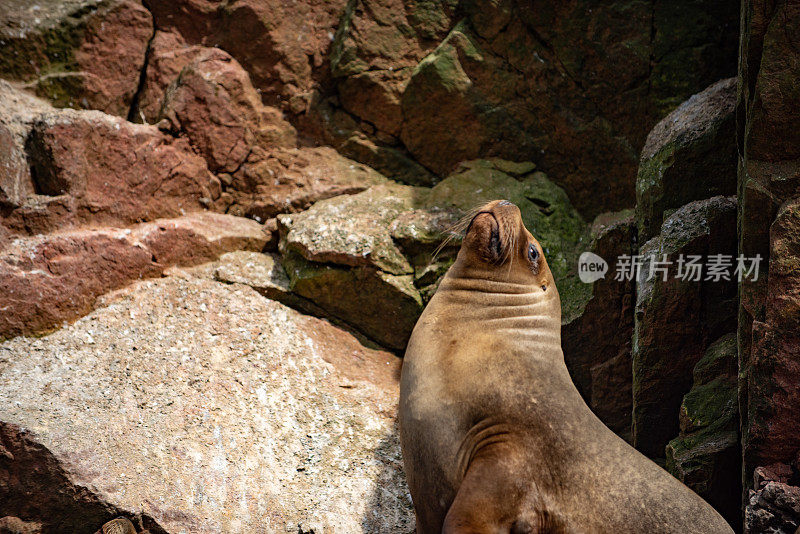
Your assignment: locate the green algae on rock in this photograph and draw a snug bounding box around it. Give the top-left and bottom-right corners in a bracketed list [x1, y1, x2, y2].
[632, 196, 737, 460]
[666, 333, 741, 530]
[636, 78, 737, 242]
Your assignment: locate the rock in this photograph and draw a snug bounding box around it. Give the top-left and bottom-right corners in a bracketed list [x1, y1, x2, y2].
[330, 0, 458, 137]
[0, 81, 52, 208]
[665, 333, 741, 530]
[738, 0, 800, 494]
[0, 0, 153, 117]
[4, 108, 219, 234]
[745, 466, 800, 534]
[131, 31, 205, 124]
[636, 78, 738, 242]
[0, 516, 43, 534]
[0, 275, 412, 533]
[160, 48, 297, 173]
[213, 250, 329, 319]
[147, 0, 348, 107]
[331, 0, 740, 217]
[225, 146, 387, 222]
[562, 210, 635, 439]
[278, 159, 588, 349]
[0, 213, 268, 339]
[338, 133, 437, 186]
[632, 196, 738, 459]
[279, 182, 425, 349]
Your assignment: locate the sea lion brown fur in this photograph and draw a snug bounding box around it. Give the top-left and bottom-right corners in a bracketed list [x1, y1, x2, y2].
[399, 200, 733, 534]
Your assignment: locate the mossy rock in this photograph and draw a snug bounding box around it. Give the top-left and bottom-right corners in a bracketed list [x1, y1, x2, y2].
[278, 159, 589, 349]
[636, 78, 737, 242]
[281, 248, 423, 350]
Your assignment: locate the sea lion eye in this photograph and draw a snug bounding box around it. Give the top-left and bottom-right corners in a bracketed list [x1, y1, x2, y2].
[528, 244, 538, 263]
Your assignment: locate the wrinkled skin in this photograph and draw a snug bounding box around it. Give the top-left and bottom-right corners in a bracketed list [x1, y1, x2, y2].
[399, 200, 733, 534]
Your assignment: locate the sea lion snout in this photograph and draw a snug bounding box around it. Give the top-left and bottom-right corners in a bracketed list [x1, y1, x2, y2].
[462, 201, 549, 287]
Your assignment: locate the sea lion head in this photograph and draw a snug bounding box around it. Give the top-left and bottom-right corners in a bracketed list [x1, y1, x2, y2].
[457, 200, 554, 292]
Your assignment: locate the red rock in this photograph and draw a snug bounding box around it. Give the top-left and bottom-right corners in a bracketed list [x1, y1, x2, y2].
[633, 196, 738, 459]
[738, 0, 800, 495]
[562, 210, 636, 439]
[132, 31, 206, 124]
[0, 213, 268, 339]
[68, 0, 153, 117]
[224, 146, 386, 221]
[0, 0, 153, 117]
[147, 0, 348, 106]
[7, 109, 219, 233]
[160, 48, 297, 173]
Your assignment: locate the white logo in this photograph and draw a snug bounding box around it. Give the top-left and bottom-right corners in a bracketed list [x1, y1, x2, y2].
[578, 252, 608, 283]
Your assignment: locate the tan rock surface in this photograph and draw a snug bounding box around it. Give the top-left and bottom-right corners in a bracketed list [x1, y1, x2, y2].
[0, 275, 413, 533]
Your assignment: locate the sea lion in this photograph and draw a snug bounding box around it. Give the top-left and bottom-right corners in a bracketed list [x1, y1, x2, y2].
[399, 200, 733, 534]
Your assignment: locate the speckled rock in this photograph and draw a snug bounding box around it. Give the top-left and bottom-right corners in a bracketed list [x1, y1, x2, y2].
[0, 275, 413, 533]
[665, 333, 741, 530]
[0, 213, 268, 339]
[633, 196, 737, 459]
[278, 181, 425, 349]
[0, 0, 153, 117]
[636, 78, 737, 242]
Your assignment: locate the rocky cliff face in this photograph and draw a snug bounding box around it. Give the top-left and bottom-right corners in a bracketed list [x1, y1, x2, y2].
[1, 0, 797, 532]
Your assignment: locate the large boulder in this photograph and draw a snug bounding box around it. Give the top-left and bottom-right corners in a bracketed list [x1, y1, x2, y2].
[0, 0, 153, 117]
[562, 210, 635, 439]
[279, 181, 425, 350]
[0, 275, 413, 533]
[330, 0, 459, 137]
[0, 213, 269, 339]
[147, 0, 349, 107]
[665, 333, 741, 530]
[636, 78, 738, 242]
[4, 108, 219, 234]
[159, 48, 297, 173]
[738, 0, 800, 503]
[632, 196, 737, 459]
[331, 0, 740, 216]
[278, 159, 588, 350]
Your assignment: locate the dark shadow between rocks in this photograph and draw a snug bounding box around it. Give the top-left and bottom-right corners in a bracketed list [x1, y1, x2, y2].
[0, 422, 168, 534]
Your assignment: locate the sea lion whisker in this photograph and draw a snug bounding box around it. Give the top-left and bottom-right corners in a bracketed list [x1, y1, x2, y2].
[430, 207, 483, 264]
